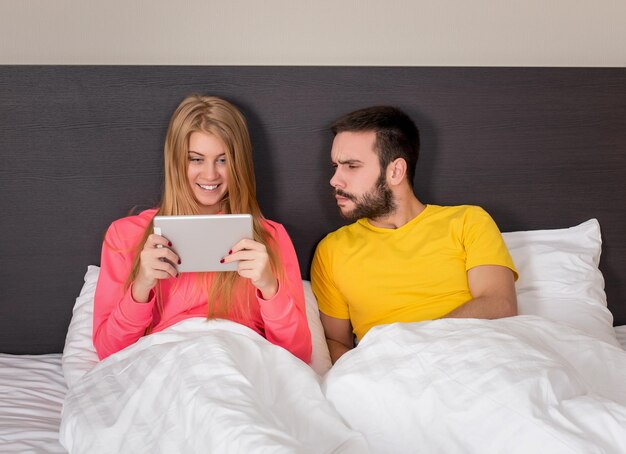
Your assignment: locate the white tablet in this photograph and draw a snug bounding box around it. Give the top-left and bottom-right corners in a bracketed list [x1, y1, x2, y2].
[153, 214, 253, 272]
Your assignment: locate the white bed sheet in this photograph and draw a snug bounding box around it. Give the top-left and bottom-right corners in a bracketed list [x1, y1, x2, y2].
[0, 353, 67, 454]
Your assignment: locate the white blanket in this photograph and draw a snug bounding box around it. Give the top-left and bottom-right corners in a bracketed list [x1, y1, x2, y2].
[61, 315, 626, 453]
[324, 315, 626, 454]
[60, 318, 368, 454]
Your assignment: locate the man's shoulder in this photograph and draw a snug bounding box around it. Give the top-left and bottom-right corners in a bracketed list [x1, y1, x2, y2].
[414, 205, 498, 240]
[446, 204, 494, 225]
[427, 204, 486, 217]
[319, 221, 362, 245]
[424, 204, 493, 226]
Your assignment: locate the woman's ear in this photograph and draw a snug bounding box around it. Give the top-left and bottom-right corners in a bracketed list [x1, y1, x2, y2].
[387, 158, 407, 186]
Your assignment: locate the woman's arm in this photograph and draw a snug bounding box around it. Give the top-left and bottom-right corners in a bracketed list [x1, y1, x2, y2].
[255, 223, 312, 363]
[92, 221, 155, 360]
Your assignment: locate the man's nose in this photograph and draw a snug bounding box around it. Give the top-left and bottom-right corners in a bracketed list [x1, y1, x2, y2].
[330, 168, 343, 189]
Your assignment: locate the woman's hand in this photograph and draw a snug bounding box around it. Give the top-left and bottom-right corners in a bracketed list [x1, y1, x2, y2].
[223, 239, 278, 299]
[132, 234, 180, 303]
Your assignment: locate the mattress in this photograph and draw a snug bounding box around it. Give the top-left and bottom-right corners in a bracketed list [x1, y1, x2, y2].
[2, 327, 626, 454]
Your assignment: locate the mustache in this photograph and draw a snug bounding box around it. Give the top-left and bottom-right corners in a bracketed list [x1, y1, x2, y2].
[334, 189, 356, 201]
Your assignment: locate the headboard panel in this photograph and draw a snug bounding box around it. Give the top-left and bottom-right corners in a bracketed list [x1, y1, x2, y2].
[1, 66, 624, 353]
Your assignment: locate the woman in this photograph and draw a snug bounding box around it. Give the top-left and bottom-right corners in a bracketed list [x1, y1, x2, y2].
[93, 95, 312, 363]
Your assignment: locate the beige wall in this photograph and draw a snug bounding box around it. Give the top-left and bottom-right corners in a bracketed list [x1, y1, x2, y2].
[1, 0, 624, 66]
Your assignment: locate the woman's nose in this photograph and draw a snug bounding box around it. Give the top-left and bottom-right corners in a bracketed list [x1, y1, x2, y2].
[200, 163, 217, 179]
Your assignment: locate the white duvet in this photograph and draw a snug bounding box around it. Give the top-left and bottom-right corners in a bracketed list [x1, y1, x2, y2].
[61, 316, 626, 454]
[60, 319, 368, 454]
[324, 315, 626, 454]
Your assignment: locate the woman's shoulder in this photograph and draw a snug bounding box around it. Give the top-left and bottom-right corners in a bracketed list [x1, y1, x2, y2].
[260, 218, 295, 245]
[260, 217, 286, 236]
[106, 208, 158, 244]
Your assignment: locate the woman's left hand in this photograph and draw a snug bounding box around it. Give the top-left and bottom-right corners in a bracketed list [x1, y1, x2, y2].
[222, 239, 278, 299]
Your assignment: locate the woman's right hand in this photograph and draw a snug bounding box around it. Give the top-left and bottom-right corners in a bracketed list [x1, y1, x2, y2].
[131, 234, 180, 303]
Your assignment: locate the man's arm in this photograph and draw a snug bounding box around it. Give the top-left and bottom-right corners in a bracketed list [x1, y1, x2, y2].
[320, 312, 354, 364]
[444, 265, 517, 319]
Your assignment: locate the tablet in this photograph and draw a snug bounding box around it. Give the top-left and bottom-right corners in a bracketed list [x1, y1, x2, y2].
[153, 214, 253, 272]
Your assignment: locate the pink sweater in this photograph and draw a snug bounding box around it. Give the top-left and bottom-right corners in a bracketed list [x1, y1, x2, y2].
[93, 208, 312, 363]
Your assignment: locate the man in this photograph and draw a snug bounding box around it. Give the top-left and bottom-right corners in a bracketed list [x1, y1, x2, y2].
[311, 106, 518, 364]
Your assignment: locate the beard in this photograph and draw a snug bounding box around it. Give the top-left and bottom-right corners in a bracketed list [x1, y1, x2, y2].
[335, 172, 396, 221]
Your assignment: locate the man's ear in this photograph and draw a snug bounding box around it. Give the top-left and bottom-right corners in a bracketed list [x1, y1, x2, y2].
[387, 158, 407, 186]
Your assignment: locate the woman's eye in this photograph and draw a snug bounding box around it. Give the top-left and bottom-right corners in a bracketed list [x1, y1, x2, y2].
[188, 157, 202, 163]
[217, 157, 227, 164]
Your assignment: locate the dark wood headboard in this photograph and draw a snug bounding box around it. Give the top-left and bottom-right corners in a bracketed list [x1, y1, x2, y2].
[1, 66, 624, 354]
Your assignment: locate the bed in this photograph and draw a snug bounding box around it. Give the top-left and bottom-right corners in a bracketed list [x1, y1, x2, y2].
[1, 66, 625, 453]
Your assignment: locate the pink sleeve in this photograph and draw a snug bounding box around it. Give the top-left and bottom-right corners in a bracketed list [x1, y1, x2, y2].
[256, 223, 312, 363]
[93, 221, 155, 360]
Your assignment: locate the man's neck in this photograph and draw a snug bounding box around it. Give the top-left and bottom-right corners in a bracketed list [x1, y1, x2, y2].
[367, 192, 426, 229]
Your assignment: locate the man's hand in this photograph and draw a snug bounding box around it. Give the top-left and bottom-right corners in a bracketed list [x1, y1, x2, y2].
[444, 265, 517, 319]
[320, 312, 354, 364]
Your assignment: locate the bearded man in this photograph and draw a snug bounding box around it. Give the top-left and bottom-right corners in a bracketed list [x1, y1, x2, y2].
[311, 106, 518, 363]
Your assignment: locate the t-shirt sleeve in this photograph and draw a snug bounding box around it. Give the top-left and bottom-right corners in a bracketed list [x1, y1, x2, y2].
[311, 235, 351, 319]
[463, 206, 518, 280]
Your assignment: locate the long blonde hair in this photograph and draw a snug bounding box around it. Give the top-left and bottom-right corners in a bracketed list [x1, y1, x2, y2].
[126, 95, 282, 319]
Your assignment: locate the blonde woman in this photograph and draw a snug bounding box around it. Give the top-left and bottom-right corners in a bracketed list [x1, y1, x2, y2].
[93, 95, 311, 363]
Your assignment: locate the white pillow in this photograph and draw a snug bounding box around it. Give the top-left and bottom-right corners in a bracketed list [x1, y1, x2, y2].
[302, 280, 333, 375]
[62, 265, 100, 389]
[62, 268, 332, 388]
[502, 218, 619, 347]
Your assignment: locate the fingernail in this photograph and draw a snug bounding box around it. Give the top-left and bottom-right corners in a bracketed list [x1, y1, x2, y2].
[220, 258, 225, 263]
[168, 241, 172, 247]
[228, 250, 232, 255]
[178, 259, 181, 264]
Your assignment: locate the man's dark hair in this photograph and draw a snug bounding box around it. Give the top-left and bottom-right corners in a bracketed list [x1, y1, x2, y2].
[331, 106, 420, 187]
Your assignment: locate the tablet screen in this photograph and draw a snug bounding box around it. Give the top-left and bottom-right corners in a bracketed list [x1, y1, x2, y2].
[153, 214, 253, 272]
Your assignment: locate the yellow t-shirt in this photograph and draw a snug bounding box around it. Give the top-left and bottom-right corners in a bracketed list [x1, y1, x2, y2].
[311, 205, 518, 341]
